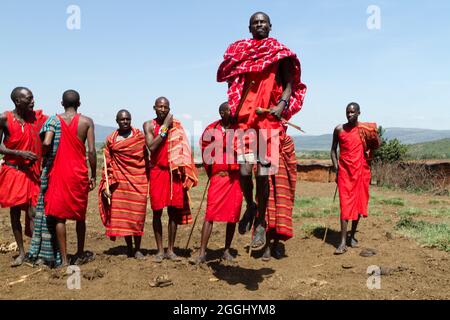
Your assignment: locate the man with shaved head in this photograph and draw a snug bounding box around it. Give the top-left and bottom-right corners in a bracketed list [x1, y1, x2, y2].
[217, 12, 307, 254]
[143, 97, 198, 262]
[40, 89, 97, 266]
[331, 102, 380, 254]
[191, 102, 243, 264]
[99, 109, 149, 259]
[0, 87, 47, 266]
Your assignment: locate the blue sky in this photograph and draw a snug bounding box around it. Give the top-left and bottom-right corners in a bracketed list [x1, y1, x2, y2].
[1, 0, 449, 137]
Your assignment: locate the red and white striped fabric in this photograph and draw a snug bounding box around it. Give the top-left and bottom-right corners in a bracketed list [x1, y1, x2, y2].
[217, 37, 307, 120]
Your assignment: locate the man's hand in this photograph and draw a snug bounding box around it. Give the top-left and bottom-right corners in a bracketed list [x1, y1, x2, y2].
[89, 177, 96, 191]
[102, 189, 111, 199]
[270, 103, 285, 120]
[163, 113, 173, 128]
[17, 150, 38, 161]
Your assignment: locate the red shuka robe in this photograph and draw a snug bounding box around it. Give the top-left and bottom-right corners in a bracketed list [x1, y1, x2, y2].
[149, 120, 184, 211]
[266, 133, 296, 240]
[44, 114, 89, 221]
[98, 128, 149, 238]
[200, 120, 242, 223]
[0, 110, 47, 209]
[0, 110, 47, 237]
[338, 124, 371, 220]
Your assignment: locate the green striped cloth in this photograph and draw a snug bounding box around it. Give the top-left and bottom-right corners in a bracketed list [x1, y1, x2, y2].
[28, 115, 62, 267]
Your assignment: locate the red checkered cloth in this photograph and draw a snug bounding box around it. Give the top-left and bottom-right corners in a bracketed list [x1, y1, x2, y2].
[217, 37, 307, 120]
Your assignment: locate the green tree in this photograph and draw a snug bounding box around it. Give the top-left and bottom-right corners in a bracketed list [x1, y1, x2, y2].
[374, 126, 407, 163]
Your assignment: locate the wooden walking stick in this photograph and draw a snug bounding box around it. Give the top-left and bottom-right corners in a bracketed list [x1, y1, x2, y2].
[103, 149, 111, 205]
[185, 178, 210, 250]
[255, 107, 305, 133]
[322, 185, 338, 243]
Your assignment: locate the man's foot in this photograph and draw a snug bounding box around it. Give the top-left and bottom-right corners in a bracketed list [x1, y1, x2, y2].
[221, 250, 234, 262]
[261, 246, 271, 262]
[56, 261, 70, 270]
[334, 244, 348, 255]
[71, 251, 96, 265]
[34, 258, 45, 266]
[127, 249, 134, 258]
[153, 252, 164, 263]
[272, 244, 284, 259]
[238, 202, 257, 235]
[348, 237, 359, 248]
[189, 256, 206, 265]
[134, 251, 146, 260]
[11, 254, 26, 267]
[250, 225, 266, 250]
[164, 252, 182, 261]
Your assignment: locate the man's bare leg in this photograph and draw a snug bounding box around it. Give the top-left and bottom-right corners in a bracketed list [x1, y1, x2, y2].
[223, 222, 236, 261]
[10, 206, 25, 267]
[133, 236, 145, 259]
[27, 205, 36, 235]
[238, 164, 257, 234]
[239, 164, 254, 205]
[349, 217, 360, 247]
[335, 219, 348, 254]
[75, 220, 85, 257]
[255, 173, 269, 227]
[55, 219, 69, 266]
[251, 168, 269, 250]
[125, 236, 133, 257]
[152, 210, 164, 262]
[166, 207, 181, 260]
[197, 220, 213, 263]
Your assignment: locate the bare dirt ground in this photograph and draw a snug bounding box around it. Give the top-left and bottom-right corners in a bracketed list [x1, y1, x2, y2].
[0, 171, 449, 300]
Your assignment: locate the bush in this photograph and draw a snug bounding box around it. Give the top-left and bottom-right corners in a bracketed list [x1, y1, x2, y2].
[372, 161, 448, 194]
[373, 126, 407, 163]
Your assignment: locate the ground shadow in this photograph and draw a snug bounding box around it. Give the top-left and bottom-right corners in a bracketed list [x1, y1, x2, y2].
[103, 245, 156, 257]
[174, 247, 193, 258]
[312, 227, 341, 248]
[208, 261, 275, 291]
[199, 248, 239, 261]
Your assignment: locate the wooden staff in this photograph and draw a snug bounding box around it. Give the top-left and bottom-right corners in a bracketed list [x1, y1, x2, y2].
[185, 178, 210, 250]
[7, 268, 43, 286]
[255, 107, 305, 133]
[103, 149, 111, 205]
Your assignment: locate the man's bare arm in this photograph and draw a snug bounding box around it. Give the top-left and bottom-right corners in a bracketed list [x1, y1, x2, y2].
[271, 58, 293, 119]
[143, 121, 158, 153]
[42, 131, 55, 157]
[86, 118, 97, 190]
[143, 115, 173, 153]
[330, 125, 341, 172]
[0, 112, 37, 161]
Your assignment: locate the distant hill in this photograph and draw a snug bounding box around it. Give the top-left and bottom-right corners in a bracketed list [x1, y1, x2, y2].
[293, 128, 450, 151]
[406, 138, 450, 159]
[383, 128, 450, 145]
[95, 124, 116, 143]
[93, 125, 450, 156]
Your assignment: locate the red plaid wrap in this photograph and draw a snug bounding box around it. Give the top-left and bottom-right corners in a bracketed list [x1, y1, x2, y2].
[217, 37, 307, 120]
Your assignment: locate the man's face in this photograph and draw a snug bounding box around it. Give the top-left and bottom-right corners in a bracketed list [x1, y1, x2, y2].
[249, 13, 271, 40]
[219, 106, 231, 122]
[346, 106, 360, 124]
[116, 112, 131, 132]
[154, 100, 170, 121]
[16, 89, 35, 113]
